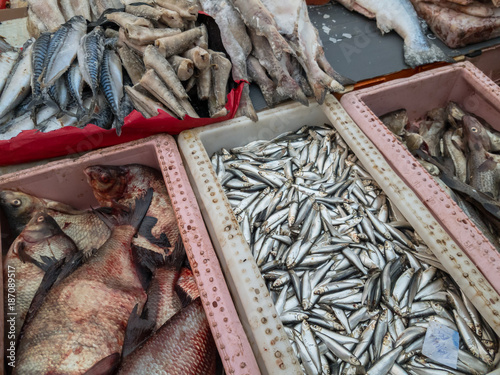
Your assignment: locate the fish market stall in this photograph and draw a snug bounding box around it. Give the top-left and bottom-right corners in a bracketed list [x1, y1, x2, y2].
[0, 135, 260, 375]
[178, 95, 500, 374]
[2, 1, 500, 374]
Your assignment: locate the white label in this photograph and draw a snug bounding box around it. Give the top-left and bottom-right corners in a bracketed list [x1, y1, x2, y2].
[422, 320, 459, 369]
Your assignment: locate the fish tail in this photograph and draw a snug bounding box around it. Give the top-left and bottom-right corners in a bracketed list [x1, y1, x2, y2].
[403, 42, 452, 68]
[112, 115, 123, 136]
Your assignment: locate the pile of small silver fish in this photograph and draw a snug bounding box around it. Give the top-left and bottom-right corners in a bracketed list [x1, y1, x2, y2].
[212, 124, 500, 374]
[380, 102, 500, 251]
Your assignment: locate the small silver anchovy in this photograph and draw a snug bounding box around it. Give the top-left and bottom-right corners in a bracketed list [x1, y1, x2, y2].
[212, 125, 499, 373]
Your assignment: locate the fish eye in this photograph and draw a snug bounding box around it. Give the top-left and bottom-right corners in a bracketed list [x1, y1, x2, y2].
[100, 174, 110, 183]
[37, 216, 45, 223]
[471, 127, 478, 133]
[11, 199, 21, 207]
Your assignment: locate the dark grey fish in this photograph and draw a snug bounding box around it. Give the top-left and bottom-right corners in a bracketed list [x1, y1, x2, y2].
[31, 32, 52, 105]
[46, 76, 71, 114]
[100, 48, 124, 134]
[42, 16, 87, 88]
[65, 63, 86, 118]
[78, 25, 105, 115]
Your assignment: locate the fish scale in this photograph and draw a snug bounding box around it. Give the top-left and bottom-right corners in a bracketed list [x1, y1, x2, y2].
[213, 125, 499, 374]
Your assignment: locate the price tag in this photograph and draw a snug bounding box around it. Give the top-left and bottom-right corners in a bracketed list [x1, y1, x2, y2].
[422, 320, 460, 369]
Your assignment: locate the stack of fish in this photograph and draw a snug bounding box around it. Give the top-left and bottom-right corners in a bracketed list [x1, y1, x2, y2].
[211, 125, 499, 374]
[107, 4, 233, 120]
[199, 0, 352, 121]
[380, 103, 500, 251]
[26, 0, 120, 36]
[0, 164, 216, 374]
[410, 0, 500, 48]
[0, 3, 235, 141]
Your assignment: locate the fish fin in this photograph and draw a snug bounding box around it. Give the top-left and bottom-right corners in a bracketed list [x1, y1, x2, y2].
[131, 245, 155, 290]
[166, 233, 186, 268]
[137, 216, 172, 251]
[16, 241, 31, 263]
[17, 257, 66, 346]
[36, 255, 60, 272]
[132, 232, 183, 270]
[43, 199, 87, 215]
[94, 189, 153, 230]
[122, 304, 156, 359]
[477, 158, 497, 173]
[83, 353, 121, 375]
[16, 241, 58, 271]
[56, 250, 87, 282]
[130, 188, 154, 229]
[403, 42, 451, 68]
[132, 243, 166, 269]
[175, 267, 199, 308]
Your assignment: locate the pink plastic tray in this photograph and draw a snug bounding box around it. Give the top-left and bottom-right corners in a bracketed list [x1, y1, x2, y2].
[467, 45, 500, 85]
[341, 61, 500, 293]
[0, 135, 259, 375]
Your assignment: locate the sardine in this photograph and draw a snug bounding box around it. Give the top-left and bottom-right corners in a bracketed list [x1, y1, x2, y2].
[212, 124, 499, 373]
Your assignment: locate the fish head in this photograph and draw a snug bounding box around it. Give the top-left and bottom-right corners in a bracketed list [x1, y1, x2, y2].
[85, 165, 129, 205]
[463, 115, 490, 151]
[0, 190, 45, 235]
[21, 210, 62, 243]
